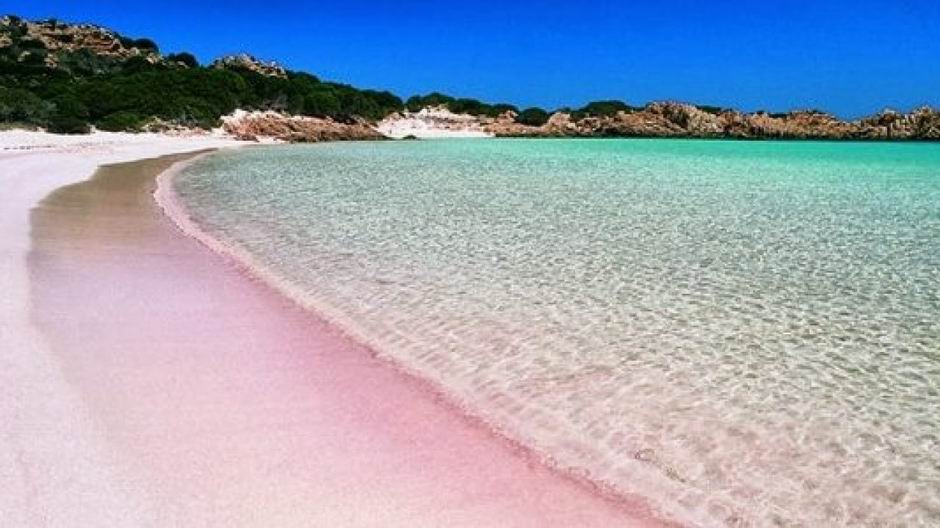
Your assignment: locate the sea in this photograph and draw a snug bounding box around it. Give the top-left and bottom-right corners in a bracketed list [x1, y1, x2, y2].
[173, 139, 940, 527]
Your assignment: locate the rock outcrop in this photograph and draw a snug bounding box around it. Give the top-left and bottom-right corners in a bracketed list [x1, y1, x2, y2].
[0, 16, 161, 70]
[477, 102, 940, 141]
[221, 110, 385, 142]
[856, 107, 940, 140]
[211, 54, 287, 79]
[0, 18, 289, 80]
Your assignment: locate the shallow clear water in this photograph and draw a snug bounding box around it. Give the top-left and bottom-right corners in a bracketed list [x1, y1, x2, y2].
[175, 139, 940, 527]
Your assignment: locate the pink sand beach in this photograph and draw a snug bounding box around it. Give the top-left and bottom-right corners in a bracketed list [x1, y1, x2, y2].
[1, 133, 672, 527]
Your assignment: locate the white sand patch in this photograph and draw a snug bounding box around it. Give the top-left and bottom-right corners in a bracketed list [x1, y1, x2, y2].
[377, 106, 493, 139]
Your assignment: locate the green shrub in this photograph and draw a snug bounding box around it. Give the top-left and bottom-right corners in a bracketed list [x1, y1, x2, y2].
[406, 92, 455, 111]
[121, 55, 161, 74]
[96, 110, 145, 131]
[2, 16, 28, 39]
[516, 107, 550, 126]
[302, 89, 341, 117]
[55, 48, 123, 75]
[17, 37, 47, 50]
[448, 97, 487, 115]
[287, 71, 320, 84]
[166, 52, 198, 68]
[575, 100, 636, 118]
[133, 38, 159, 51]
[18, 49, 48, 66]
[46, 115, 90, 134]
[52, 93, 89, 119]
[118, 35, 159, 52]
[486, 103, 518, 117]
[360, 89, 403, 117]
[0, 87, 51, 122]
[405, 93, 516, 117]
[698, 105, 729, 115]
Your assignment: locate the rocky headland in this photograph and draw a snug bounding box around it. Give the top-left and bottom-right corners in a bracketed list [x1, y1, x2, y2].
[221, 109, 385, 142]
[207, 103, 940, 143]
[448, 103, 940, 141]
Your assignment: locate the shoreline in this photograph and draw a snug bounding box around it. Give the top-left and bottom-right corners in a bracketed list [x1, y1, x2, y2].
[7, 133, 674, 526]
[156, 148, 678, 526]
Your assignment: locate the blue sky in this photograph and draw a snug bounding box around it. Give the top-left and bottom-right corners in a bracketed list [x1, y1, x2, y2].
[4, 0, 939, 117]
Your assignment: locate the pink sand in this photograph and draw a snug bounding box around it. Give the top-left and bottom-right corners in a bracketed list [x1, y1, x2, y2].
[19, 148, 673, 526]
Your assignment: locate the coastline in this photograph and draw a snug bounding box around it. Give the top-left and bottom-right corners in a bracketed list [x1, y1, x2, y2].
[156, 148, 680, 526]
[6, 133, 674, 526]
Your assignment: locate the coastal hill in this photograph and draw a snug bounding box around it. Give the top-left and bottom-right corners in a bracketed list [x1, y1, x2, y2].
[2, 15, 938, 141]
[0, 15, 397, 138]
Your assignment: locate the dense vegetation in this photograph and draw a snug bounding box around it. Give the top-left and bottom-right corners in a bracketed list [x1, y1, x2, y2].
[406, 93, 648, 127]
[0, 16, 404, 133]
[566, 100, 641, 119]
[405, 92, 518, 117]
[697, 105, 732, 116]
[515, 107, 551, 126]
[0, 12, 631, 135]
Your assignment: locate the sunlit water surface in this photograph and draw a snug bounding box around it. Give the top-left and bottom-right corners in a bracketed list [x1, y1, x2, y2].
[175, 139, 940, 527]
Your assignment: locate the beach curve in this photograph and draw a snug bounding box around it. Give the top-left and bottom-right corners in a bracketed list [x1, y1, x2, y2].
[156, 148, 680, 527]
[15, 137, 674, 527]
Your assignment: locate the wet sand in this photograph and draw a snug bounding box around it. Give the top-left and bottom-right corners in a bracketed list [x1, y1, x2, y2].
[25, 152, 670, 526]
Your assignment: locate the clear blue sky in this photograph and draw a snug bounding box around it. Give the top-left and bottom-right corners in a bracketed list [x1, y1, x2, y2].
[5, 0, 939, 117]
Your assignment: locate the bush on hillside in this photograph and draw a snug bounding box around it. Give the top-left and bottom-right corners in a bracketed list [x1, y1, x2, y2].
[516, 107, 550, 126]
[405, 92, 455, 112]
[17, 37, 47, 50]
[96, 110, 145, 131]
[118, 35, 159, 52]
[359, 89, 404, 117]
[405, 93, 517, 117]
[301, 89, 341, 117]
[54, 47, 125, 75]
[574, 100, 637, 118]
[46, 115, 90, 133]
[166, 52, 198, 68]
[698, 105, 731, 115]
[447, 97, 488, 115]
[486, 103, 519, 117]
[0, 86, 51, 122]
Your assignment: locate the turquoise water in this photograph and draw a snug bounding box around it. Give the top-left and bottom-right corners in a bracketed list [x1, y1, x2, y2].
[175, 139, 940, 527]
